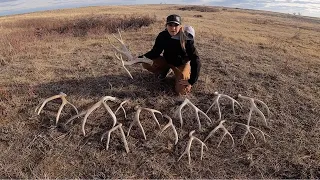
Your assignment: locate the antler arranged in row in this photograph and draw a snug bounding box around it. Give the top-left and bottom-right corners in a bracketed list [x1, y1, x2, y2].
[236, 94, 270, 144]
[206, 92, 241, 120]
[178, 130, 208, 164]
[108, 29, 152, 79]
[35, 92, 78, 125]
[65, 96, 119, 136]
[204, 120, 234, 148]
[175, 98, 212, 130]
[238, 94, 270, 126]
[158, 115, 179, 145]
[127, 106, 162, 140]
[101, 123, 129, 153]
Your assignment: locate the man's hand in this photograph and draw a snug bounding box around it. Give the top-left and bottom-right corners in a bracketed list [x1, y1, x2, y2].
[179, 79, 192, 94]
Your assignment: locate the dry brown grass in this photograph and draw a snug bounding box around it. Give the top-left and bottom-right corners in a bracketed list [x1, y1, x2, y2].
[0, 4, 320, 179]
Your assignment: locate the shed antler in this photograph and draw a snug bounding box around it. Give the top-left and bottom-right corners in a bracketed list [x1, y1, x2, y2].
[35, 92, 78, 125]
[100, 123, 129, 153]
[206, 92, 241, 120]
[65, 96, 118, 136]
[158, 115, 179, 145]
[108, 29, 152, 79]
[175, 98, 212, 130]
[178, 130, 208, 164]
[235, 122, 269, 144]
[238, 94, 270, 126]
[127, 106, 162, 140]
[204, 120, 234, 148]
[114, 100, 128, 119]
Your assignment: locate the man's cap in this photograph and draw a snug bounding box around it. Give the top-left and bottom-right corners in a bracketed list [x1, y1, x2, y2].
[171, 25, 195, 40]
[166, 14, 181, 25]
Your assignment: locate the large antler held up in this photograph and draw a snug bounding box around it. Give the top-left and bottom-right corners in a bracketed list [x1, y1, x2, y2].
[108, 29, 152, 79]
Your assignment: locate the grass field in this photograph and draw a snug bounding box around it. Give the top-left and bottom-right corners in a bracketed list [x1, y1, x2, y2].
[0, 4, 319, 178]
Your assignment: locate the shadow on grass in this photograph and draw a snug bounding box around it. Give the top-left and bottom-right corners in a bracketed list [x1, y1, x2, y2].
[10, 72, 178, 100]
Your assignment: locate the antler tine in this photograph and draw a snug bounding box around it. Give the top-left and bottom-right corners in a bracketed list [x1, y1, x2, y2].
[36, 92, 78, 125]
[175, 98, 212, 130]
[158, 115, 178, 144]
[63, 96, 118, 136]
[141, 107, 162, 129]
[235, 122, 269, 144]
[127, 107, 147, 140]
[115, 100, 128, 119]
[178, 130, 208, 164]
[204, 120, 235, 148]
[101, 123, 129, 153]
[238, 94, 269, 126]
[114, 52, 133, 79]
[206, 92, 241, 120]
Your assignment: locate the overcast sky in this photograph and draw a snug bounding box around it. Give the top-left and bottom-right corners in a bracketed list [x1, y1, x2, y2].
[0, 0, 319, 18]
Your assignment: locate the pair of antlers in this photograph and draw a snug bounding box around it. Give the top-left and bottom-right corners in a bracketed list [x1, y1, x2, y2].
[108, 29, 152, 79]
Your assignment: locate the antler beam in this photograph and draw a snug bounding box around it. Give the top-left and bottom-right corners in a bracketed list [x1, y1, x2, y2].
[206, 91, 241, 120]
[127, 106, 162, 140]
[100, 123, 129, 153]
[204, 120, 234, 148]
[65, 96, 118, 136]
[35, 92, 78, 125]
[178, 130, 208, 164]
[175, 98, 212, 130]
[158, 115, 179, 144]
[108, 29, 152, 79]
[238, 94, 270, 126]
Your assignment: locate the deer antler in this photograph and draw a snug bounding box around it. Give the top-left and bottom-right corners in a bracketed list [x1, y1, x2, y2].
[206, 92, 241, 120]
[204, 120, 234, 148]
[238, 94, 270, 126]
[115, 100, 128, 119]
[65, 96, 118, 136]
[35, 92, 78, 125]
[178, 130, 208, 164]
[100, 123, 129, 153]
[158, 115, 179, 144]
[175, 98, 212, 130]
[235, 122, 269, 144]
[127, 106, 162, 140]
[108, 29, 152, 79]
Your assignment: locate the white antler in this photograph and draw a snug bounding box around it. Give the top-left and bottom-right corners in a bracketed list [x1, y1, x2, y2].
[114, 100, 128, 119]
[178, 130, 208, 164]
[127, 106, 162, 140]
[235, 122, 269, 144]
[204, 120, 234, 148]
[65, 96, 118, 136]
[35, 92, 78, 125]
[175, 98, 212, 130]
[108, 29, 152, 79]
[100, 123, 129, 153]
[206, 92, 241, 120]
[158, 115, 179, 145]
[238, 94, 270, 126]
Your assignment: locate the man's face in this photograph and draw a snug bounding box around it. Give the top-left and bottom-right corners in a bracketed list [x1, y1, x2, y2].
[166, 23, 181, 36]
